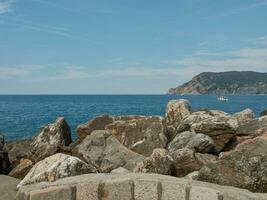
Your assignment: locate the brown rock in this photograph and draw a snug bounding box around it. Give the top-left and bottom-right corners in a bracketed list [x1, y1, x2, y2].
[8, 159, 33, 179]
[72, 130, 145, 173]
[77, 114, 114, 141]
[105, 115, 167, 157]
[163, 99, 191, 140]
[198, 136, 267, 192]
[236, 115, 267, 136]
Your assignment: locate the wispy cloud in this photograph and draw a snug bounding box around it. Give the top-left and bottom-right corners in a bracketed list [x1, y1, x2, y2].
[0, 0, 13, 14]
[0, 65, 44, 78]
[165, 47, 267, 73]
[247, 36, 267, 46]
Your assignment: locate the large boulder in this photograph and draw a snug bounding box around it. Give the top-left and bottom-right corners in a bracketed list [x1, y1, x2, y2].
[167, 131, 215, 154]
[233, 108, 255, 125]
[77, 114, 114, 141]
[198, 135, 267, 192]
[17, 153, 97, 188]
[177, 110, 238, 152]
[0, 133, 10, 174]
[31, 118, 72, 152]
[8, 159, 33, 179]
[105, 115, 167, 157]
[170, 148, 217, 177]
[236, 115, 267, 136]
[134, 148, 173, 175]
[163, 99, 191, 140]
[6, 139, 33, 168]
[72, 130, 145, 173]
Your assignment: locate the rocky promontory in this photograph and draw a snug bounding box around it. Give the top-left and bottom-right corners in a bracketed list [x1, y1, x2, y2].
[168, 71, 267, 95]
[1, 99, 267, 199]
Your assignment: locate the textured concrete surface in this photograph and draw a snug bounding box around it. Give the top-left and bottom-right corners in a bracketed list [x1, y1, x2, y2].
[16, 173, 267, 200]
[0, 175, 20, 200]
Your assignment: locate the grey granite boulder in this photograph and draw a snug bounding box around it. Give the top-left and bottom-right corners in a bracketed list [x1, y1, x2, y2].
[0, 175, 20, 200]
[134, 148, 173, 175]
[17, 153, 97, 188]
[31, 117, 72, 152]
[170, 148, 217, 177]
[163, 99, 191, 140]
[72, 130, 145, 172]
[167, 131, 215, 154]
[105, 115, 167, 157]
[177, 110, 238, 152]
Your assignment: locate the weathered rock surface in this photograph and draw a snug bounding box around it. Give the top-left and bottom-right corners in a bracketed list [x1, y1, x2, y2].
[170, 148, 217, 177]
[105, 115, 167, 156]
[72, 130, 145, 173]
[16, 173, 267, 200]
[8, 159, 33, 179]
[134, 148, 173, 175]
[18, 153, 97, 188]
[177, 110, 238, 152]
[6, 139, 33, 168]
[167, 131, 215, 154]
[0, 175, 20, 200]
[77, 114, 114, 141]
[233, 108, 255, 125]
[261, 109, 267, 116]
[198, 136, 267, 193]
[164, 99, 191, 140]
[0, 133, 10, 174]
[31, 117, 72, 152]
[236, 115, 267, 136]
[184, 171, 199, 180]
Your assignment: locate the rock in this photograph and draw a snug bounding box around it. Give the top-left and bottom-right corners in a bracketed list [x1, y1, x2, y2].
[105, 115, 167, 157]
[31, 144, 59, 163]
[31, 118, 72, 152]
[177, 110, 238, 152]
[260, 109, 267, 116]
[134, 148, 173, 175]
[72, 130, 145, 173]
[233, 108, 255, 125]
[167, 131, 215, 154]
[77, 114, 114, 141]
[170, 148, 217, 177]
[163, 99, 191, 140]
[6, 139, 33, 168]
[198, 136, 267, 192]
[184, 171, 199, 180]
[17, 153, 97, 188]
[110, 167, 130, 174]
[236, 115, 267, 136]
[0, 133, 11, 174]
[8, 159, 33, 179]
[0, 175, 20, 200]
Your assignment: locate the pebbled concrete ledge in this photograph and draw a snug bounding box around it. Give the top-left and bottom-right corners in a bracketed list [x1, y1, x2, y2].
[16, 173, 267, 200]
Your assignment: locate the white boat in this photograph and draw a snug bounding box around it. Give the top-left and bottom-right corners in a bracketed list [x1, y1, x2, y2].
[217, 96, 229, 101]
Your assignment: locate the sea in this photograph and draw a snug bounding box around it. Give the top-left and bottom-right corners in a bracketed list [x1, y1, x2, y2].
[0, 95, 266, 141]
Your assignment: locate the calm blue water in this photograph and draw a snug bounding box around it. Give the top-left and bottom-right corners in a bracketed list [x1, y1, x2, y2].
[0, 95, 266, 141]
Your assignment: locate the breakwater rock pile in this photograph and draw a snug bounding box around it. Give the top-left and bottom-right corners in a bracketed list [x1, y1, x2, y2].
[0, 99, 267, 199]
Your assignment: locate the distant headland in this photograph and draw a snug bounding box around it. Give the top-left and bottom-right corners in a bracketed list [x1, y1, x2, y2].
[168, 71, 267, 95]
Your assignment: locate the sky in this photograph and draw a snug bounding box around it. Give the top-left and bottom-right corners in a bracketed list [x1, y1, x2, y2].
[0, 0, 267, 94]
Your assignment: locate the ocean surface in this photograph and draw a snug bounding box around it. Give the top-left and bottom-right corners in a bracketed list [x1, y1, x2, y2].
[0, 95, 266, 141]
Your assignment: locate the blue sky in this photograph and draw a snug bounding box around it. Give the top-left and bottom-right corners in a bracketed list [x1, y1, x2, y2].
[0, 0, 267, 94]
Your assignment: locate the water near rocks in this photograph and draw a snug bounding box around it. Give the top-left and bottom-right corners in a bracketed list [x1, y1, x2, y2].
[0, 95, 266, 141]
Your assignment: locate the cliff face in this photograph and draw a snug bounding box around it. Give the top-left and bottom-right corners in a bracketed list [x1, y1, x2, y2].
[168, 71, 267, 95]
